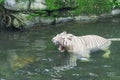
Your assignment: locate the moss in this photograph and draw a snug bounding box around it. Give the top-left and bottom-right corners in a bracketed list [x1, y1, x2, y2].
[46, 0, 77, 10]
[69, 0, 112, 15]
[46, 0, 61, 10]
[26, 11, 48, 20]
[45, 0, 112, 16]
[0, 0, 4, 3]
[26, 13, 39, 20]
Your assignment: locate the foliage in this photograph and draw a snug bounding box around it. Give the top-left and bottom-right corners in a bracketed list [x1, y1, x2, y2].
[26, 10, 48, 20]
[70, 0, 112, 15]
[0, 0, 4, 3]
[112, 0, 120, 8]
[46, 0, 61, 10]
[45, 0, 112, 16]
[46, 0, 77, 10]
[27, 13, 39, 20]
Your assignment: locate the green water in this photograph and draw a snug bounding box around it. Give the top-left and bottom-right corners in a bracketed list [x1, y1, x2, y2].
[0, 21, 120, 80]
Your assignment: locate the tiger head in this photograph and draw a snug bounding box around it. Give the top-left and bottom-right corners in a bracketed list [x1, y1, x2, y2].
[52, 31, 74, 52]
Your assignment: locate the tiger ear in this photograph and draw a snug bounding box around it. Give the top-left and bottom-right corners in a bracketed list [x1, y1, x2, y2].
[63, 31, 67, 34]
[67, 34, 73, 40]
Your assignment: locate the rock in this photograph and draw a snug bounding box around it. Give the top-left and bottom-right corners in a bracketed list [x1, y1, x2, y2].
[30, 0, 46, 10]
[12, 13, 55, 28]
[111, 9, 120, 15]
[39, 17, 54, 25]
[4, 0, 46, 11]
[13, 19, 20, 28]
[4, 0, 29, 11]
[55, 17, 74, 24]
[12, 13, 40, 28]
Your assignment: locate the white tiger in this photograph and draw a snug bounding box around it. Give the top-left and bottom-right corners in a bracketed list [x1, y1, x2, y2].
[52, 31, 112, 59]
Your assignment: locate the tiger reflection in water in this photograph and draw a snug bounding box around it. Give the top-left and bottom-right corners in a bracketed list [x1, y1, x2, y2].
[52, 31, 111, 61]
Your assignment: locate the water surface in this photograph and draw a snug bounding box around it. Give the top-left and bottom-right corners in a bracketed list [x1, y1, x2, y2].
[0, 21, 120, 80]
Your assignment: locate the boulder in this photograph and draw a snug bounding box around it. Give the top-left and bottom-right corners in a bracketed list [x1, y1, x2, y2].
[4, 0, 47, 11]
